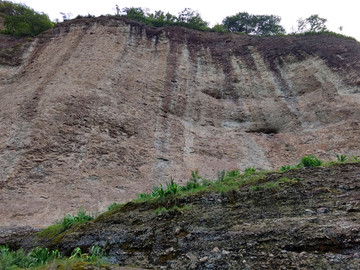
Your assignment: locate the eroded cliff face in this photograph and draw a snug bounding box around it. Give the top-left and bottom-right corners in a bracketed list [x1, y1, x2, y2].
[0, 17, 359, 227]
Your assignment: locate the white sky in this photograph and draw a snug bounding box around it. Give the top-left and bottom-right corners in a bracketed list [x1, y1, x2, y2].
[12, 0, 360, 41]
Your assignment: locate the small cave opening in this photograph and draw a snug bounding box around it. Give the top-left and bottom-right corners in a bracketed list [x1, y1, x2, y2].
[246, 127, 279, 135]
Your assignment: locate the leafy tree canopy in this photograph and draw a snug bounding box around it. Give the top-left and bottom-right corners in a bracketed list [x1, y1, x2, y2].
[0, 1, 53, 36]
[222, 12, 286, 35]
[177, 8, 208, 29]
[120, 7, 209, 31]
[297, 14, 327, 33]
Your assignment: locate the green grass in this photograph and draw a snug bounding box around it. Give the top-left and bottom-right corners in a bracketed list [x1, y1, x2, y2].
[37, 208, 93, 240]
[250, 177, 302, 191]
[0, 245, 105, 270]
[153, 205, 191, 215]
[107, 202, 120, 211]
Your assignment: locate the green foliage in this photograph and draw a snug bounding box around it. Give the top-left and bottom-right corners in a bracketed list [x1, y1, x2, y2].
[153, 207, 168, 215]
[122, 7, 148, 22]
[0, 245, 62, 269]
[298, 155, 322, 168]
[177, 8, 209, 29]
[336, 154, 347, 162]
[107, 202, 120, 211]
[280, 165, 296, 172]
[226, 169, 240, 177]
[216, 170, 226, 182]
[69, 247, 82, 259]
[69, 246, 104, 262]
[352, 156, 360, 162]
[120, 7, 209, 31]
[244, 167, 256, 174]
[0, 1, 53, 36]
[137, 192, 152, 200]
[0, 245, 104, 269]
[297, 14, 327, 33]
[181, 170, 201, 191]
[251, 177, 301, 190]
[36, 223, 66, 239]
[28, 247, 61, 265]
[153, 205, 191, 215]
[62, 209, 93, 230]
[222, 12, 286, 35]
[0, 245, 32, 269]
[211, 24, 228, 33]
[38, 209, 93, 240]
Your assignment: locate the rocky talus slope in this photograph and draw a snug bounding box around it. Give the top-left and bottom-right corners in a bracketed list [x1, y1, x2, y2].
[0, 16, 360, 227]
[2, 163, 360, 269]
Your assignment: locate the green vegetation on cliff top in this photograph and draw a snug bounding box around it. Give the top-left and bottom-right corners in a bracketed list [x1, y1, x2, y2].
[1, 1, 357, 41]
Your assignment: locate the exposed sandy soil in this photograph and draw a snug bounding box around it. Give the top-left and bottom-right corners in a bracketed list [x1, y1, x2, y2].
[0, 16, 359, 227]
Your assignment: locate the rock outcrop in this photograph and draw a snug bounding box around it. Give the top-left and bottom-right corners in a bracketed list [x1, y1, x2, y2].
[2, 163, 360, 269]
[0, 17, 360, 227]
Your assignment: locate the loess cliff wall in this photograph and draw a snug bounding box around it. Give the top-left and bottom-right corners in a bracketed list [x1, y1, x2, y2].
[0, 17, 359, 227]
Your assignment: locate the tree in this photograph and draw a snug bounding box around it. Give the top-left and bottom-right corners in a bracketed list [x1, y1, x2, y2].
[297, 14, 327, 33]
[222, 12, 285, 35]
[177, 8, 209, 29]
[0, 1, 53, 36]
[122, 7, 147, 22]
[211, 24, 228, 32]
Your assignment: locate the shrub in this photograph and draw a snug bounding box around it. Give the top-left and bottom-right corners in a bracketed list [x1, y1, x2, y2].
[298, 155, 322, 167]
[0, 1, 53, 36]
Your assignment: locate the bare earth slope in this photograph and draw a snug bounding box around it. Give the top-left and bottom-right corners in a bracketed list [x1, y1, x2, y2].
[0, 17, 360, 227]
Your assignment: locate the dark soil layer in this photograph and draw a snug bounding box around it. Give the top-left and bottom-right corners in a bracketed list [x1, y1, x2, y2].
[2, 163, 360, 269]
[0, 34, 30, 66]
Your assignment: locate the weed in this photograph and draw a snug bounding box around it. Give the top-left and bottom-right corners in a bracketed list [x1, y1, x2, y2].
[244, 167, 256, 174]
[280, 165, 296, 172]
[352, 156, 359, 162]
[226, 169, 240, 178]
[62, 209, 93, 230]
[181, 173, 201, 191]
[153, 205, 191, 215]
[200, 177, 212, 187]
[69, 247, 82, 260]
[250, 177, 301, 190]
[153, 207, 168, 215]
[137, 193, 152, 200]
[217, 169, 226, 182]
[165, 177, 179, 196]
[107, 202, 119, 211]
[298, 155, 322, 167]
[28, 247, 61, 265]
[87, 246, 104, 262]
[0, 245, 62, 269]
[336, 154, 347, 162]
